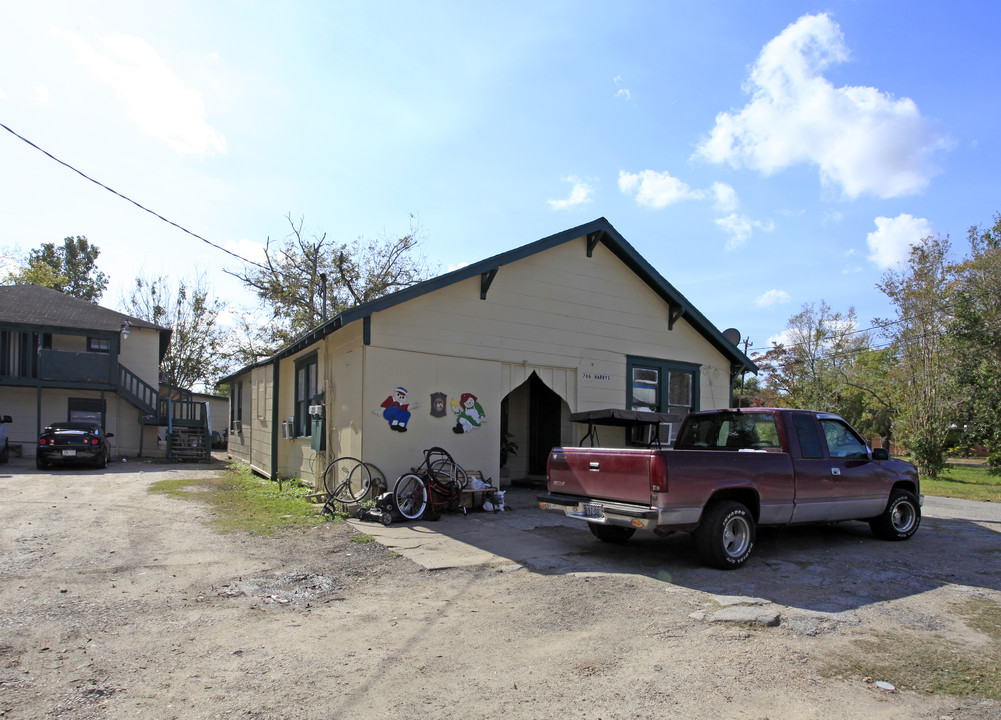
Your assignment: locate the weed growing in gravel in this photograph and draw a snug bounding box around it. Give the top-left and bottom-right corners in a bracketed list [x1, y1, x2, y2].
[149, 462, 332, 535]
[821, 598, 1001, 701]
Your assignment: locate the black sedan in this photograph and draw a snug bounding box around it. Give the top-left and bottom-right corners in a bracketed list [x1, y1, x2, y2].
[37, 423, 114, 469]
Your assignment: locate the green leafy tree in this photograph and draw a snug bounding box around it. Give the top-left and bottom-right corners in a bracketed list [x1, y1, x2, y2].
[951, 214, 1001, 472]
[226, 214, 432, 362]
[876, 234, 960, 478]
[837, 346, 897, 449]
[754, 301, 870, 420]
[5, 236, 109, 302]
[121, 273, 230, 391]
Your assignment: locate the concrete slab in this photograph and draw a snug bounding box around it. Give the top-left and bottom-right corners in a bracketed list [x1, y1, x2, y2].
[346, 487, 574, 571]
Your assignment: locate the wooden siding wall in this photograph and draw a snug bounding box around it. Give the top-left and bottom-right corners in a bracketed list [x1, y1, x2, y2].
[249, 365, 272, 477]
[118, 327, 162, 389]
[226, 370, 252, 468]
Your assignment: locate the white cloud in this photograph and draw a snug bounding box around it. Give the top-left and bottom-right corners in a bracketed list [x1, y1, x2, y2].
[711, 182, 739, 212]
[448, 262, 469, 272]
[34, 85, 51, 102]
[715, 213, 774, 250]
[767, 329, 797, 348]
[756, 289, 790, 307]
[613, 75, 630, 100]
[618, 169, 706, 208]
[866, 213, 934, 269]
[226, 237, 267, 265]
[694, 13, 949, 199]
[548, 176, 595, 210]
[57, 30, 227, 155]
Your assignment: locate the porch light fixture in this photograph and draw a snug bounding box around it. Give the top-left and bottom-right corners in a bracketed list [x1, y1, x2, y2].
[120, 321, 131, 339]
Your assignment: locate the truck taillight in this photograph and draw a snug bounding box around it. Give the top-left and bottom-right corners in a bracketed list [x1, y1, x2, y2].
[650, 453, 667, 492]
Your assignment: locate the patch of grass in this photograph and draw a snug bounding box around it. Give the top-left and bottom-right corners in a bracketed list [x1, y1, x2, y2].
[821, 599, 1001, 701]
[961, 598, 1001, 642]
[350, 534, 375, 543]
[922, 464, 1001, 503]
[149, 462, 336, 535]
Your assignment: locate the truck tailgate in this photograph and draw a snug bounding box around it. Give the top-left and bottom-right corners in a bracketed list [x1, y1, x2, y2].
[547, 447, 658, 505]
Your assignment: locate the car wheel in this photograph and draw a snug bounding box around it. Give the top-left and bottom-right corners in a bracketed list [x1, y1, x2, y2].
[97, 451, 108, 469]
[694, 500, 755, 570]
[0, 441, 8, 464]
[869, 489, 921, 541]
[36, 456, 48, 470]
[588, 523, 636, 544]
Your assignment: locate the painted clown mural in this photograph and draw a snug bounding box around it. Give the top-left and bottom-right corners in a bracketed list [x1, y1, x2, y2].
[374, 386, 419, 432]
[451, 392, 486, 434]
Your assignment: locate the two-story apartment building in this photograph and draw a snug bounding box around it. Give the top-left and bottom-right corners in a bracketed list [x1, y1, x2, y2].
[0, 284, 198, 458]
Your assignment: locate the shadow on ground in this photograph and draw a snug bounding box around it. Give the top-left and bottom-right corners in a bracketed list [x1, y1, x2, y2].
[359, 487, 1001, 614]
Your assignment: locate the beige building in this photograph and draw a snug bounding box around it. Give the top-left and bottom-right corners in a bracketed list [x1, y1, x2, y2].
[220, 218, 757, 489]
[0, 284, 213, 460]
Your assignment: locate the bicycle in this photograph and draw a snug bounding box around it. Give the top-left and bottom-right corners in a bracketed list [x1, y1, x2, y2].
[393, 446, 468, 521]
[322, 456, 383, 504]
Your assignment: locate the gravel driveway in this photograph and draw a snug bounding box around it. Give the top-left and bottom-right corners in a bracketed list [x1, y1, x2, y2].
[2, 457, 1000, 719]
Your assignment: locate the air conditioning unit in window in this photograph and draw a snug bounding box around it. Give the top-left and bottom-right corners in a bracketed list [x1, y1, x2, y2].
[232, 420, 242, 433]
[631, 422, 672, 448]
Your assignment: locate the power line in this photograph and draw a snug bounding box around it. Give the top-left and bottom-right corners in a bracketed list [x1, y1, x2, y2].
[1, 122, 266, 270]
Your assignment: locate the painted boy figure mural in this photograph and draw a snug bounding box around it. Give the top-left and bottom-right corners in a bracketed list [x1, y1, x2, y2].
[451, 392, 486, 434]
[374, 386, 419, 432]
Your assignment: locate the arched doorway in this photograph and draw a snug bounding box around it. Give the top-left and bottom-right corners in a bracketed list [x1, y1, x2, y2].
[500, 371, 570, 485]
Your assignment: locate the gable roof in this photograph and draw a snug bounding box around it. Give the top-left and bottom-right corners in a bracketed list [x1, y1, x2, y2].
[0, 284, 171, 360]
[221, 218, 756, 381]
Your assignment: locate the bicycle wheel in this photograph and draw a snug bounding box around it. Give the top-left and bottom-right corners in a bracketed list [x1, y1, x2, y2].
[422, 446, 454, 473]
[394, 473, 428, 520]
[363, 462, 387, 495]
[324, 457, 372, 502]
[430, 458, 468, 490]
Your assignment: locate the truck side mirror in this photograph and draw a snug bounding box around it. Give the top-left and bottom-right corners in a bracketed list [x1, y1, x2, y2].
[872, 448, 889, 461]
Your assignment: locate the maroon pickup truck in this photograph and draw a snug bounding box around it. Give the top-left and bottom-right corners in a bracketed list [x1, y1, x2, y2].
[538, 408, 921, 569]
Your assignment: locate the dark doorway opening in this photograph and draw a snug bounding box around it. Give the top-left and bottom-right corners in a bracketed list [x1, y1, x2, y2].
[528, 373, 563, 475]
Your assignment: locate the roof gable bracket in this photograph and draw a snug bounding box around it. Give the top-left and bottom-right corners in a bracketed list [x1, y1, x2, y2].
[668, 304, 685, 331]
[586, 230, 605, 258]
[480, 268, 498, 300]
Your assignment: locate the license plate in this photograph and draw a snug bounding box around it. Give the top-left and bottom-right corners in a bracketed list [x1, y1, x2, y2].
[62, 449, 77, 457]
[582, 503, 604, 519]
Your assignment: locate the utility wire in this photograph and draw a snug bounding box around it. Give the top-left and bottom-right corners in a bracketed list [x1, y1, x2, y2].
[1, 122, 267, 270]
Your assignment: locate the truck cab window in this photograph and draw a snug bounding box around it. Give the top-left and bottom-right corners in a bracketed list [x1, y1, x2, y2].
[820, 419, 869, 459]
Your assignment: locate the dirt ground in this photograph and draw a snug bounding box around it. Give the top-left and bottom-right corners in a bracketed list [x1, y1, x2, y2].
[2, 457, 1001, 720]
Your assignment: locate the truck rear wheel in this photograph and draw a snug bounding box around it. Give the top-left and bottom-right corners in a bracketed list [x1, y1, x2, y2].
[695, 500, 755, 570]
[588, 523, 636, 544]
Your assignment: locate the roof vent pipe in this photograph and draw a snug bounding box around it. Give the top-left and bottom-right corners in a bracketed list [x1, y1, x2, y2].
[320, 273, 328, 324]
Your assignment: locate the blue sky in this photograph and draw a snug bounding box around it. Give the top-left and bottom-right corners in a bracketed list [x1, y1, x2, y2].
[2, 1, 998, 358]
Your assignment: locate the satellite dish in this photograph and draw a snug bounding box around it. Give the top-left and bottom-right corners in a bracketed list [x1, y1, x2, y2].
[722, 328, 741, 346]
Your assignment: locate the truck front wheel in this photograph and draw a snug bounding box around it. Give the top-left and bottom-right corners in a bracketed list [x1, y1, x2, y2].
[588, 523, 636, 544]
[869, 489, 921, 541]
[695, 501, 755, 570]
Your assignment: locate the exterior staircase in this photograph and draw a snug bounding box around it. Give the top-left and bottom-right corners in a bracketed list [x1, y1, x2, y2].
[168, 427, 209, 462]
[118, 364, 211, 461]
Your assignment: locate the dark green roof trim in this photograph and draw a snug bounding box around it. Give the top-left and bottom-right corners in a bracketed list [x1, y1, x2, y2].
[586, 230, 604, 258]
[216, 217, 757, 386]
[480, 268, 498, 300]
